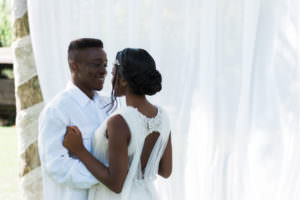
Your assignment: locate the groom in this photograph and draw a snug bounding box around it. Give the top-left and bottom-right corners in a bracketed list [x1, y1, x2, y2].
[38, 38, 110, 200]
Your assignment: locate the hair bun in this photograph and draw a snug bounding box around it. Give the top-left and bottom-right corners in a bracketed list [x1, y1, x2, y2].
[140, 70, 162, 96]
[115, 48, 163, 96]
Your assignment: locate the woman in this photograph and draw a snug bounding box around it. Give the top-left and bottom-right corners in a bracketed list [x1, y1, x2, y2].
[63, 48, 172, 200]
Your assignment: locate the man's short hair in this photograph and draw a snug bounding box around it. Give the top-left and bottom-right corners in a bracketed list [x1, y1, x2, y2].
[68, 38, 104, 61]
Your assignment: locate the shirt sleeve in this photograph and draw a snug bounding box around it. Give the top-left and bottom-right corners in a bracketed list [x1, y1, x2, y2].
[38, 106, 99, 189]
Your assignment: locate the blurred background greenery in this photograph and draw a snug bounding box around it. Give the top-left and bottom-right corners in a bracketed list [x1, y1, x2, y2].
[0, 0, 15, 127]
[0, 0, 12, 47]
[0, 0, 13, 79]
[0, 1, 18, 199]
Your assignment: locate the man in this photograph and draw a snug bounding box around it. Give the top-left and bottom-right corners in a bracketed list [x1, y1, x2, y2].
[38, 38, 109, 200]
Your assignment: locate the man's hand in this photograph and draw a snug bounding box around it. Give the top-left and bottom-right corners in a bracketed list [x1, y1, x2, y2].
[63, 126, 86, 156]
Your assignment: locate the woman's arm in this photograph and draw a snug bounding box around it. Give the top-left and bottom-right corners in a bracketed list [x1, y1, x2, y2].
[63, 115, 130, 193]
[158, 133, 172, 178]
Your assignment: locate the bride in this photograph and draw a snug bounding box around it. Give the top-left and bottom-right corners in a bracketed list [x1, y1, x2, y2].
[63, 48, 172, 200]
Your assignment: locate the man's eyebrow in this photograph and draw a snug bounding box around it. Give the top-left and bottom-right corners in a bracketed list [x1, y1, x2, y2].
[93, 58, 107, 62]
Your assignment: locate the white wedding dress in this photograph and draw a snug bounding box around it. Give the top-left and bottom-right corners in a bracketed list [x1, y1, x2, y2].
[88, 105, 171, 200]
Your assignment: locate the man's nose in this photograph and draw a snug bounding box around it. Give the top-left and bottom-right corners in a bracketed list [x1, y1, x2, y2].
[98, 66, 107, 76]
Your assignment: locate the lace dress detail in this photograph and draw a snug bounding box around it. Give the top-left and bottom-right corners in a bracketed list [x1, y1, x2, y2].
[133, 107, 162, 133]
[88, 105, 171, 200]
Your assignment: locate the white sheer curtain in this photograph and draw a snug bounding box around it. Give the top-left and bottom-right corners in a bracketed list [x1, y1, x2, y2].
[27, 0, 300, 199]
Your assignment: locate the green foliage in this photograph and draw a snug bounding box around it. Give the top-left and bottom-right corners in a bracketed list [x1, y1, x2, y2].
[1, 68, 14, 79]
[0, 0, 12, 47]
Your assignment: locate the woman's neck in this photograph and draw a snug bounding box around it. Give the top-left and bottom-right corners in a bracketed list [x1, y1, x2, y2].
[125, 93, 148, 108]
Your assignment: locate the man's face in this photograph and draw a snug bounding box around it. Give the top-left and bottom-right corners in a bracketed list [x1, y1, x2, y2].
[75, 47, 108, 91]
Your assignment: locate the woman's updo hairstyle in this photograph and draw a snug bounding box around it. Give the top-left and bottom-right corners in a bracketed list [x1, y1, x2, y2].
[107, 48, 162, 112]
[116, 48, 162, 96]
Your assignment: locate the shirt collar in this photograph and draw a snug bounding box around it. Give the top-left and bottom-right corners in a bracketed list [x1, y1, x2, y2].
[66, 81, 98, 107]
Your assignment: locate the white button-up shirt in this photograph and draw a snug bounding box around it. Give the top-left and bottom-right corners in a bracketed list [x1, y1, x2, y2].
[38, 82, 110, 200]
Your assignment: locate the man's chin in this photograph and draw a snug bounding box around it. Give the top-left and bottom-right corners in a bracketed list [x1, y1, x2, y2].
[94, 85, 103, 91]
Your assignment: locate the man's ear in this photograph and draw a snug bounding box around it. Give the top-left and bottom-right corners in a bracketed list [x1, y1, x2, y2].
[69, 61, 79, 72]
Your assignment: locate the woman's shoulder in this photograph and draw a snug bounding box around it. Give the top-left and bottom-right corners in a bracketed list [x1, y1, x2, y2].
[106, 114, 130, 134]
